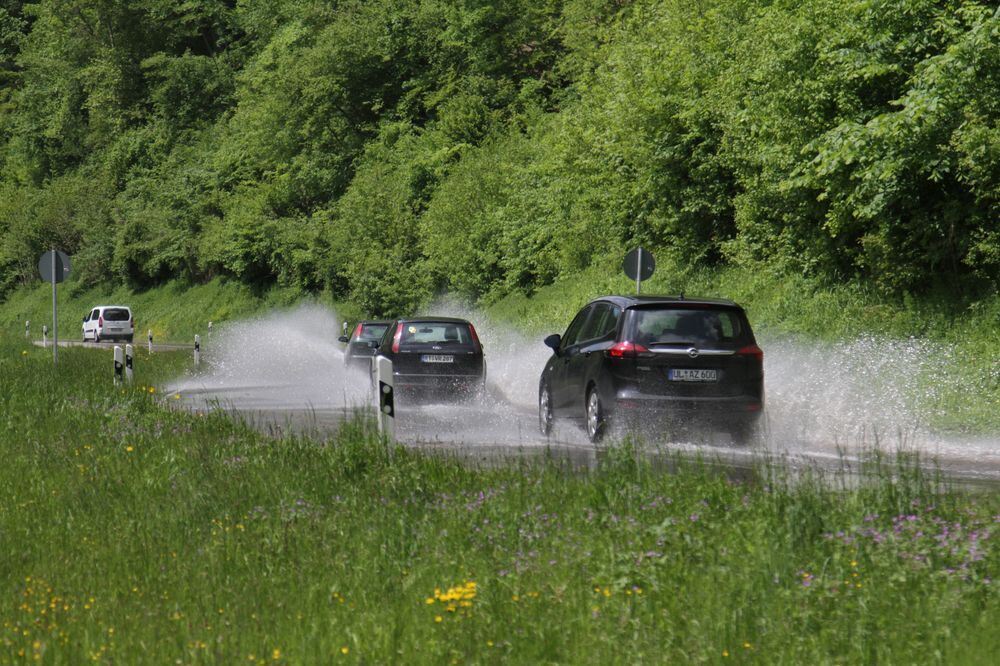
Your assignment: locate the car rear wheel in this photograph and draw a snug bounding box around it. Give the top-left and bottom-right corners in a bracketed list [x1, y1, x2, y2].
[586, 387, 607, 443]
[538, 384, 553, 436]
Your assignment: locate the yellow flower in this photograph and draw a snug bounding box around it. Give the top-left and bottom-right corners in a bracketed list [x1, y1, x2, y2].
[850, 560, 858, 567]
[434, 616, 442, 623]
[21, 351, 28, 356]
[722, 650, 729, 657]
[743, 642, 751, 649]
[511, 595, 519, 602]
[148, 387, 156, 394]
[487, 641, 494, 647]
[272, 649, 281, 660]
[340, 647, 349, 655]
[126, 446, 134, 452]
[425, 598, 435, 605]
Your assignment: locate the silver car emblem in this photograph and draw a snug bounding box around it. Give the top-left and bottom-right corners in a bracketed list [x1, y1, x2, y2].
[687, 347, 700, 358]
[432, 345, 442, 350]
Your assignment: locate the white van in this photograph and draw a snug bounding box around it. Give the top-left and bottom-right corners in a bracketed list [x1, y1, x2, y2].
[82, 305, 134, 343]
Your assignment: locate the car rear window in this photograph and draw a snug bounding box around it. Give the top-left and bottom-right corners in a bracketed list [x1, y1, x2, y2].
[399, 322, 473, 346]
[103, 308, 131, 321]
[357, 324, 388, 341]
[626, 308, 748, 346]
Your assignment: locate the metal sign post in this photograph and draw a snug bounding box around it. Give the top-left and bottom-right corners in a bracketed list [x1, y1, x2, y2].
[38, 249, 71, 365]
[622, 247, 656, 295]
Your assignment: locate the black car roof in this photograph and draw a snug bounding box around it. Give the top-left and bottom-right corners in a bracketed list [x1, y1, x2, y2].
[591, 295, 743, 308]
[396, 316, 473, 324]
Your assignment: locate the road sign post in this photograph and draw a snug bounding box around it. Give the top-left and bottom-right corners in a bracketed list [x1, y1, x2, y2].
[622, 247, 656, 295]
[38, 249, 71, 365]
[42, 325, 48, 348]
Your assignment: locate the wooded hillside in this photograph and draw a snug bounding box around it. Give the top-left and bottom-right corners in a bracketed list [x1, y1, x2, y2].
[1, 1, 998, 315]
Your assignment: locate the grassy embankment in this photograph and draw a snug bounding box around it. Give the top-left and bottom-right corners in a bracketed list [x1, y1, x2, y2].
[2, 327, 999, 663]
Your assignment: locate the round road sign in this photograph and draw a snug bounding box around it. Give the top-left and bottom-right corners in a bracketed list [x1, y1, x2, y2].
[38, 250, 71, 284]
[622, 247, 655, 282]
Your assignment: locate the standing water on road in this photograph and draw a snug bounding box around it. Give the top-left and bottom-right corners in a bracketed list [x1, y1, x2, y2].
[167, 304, 1000, 481]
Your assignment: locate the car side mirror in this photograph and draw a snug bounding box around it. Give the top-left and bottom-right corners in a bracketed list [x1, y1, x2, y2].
[83, 317, 87, 322]
[544, 334, 562, 354]
[338, 335, 349, 343]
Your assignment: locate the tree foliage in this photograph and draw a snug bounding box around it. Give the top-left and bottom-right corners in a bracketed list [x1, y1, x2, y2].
[1, 0, 999, 314]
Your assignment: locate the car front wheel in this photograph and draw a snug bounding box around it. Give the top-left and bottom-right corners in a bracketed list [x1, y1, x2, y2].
[538, 383, 553, 436]
[586, 387, 607, 443]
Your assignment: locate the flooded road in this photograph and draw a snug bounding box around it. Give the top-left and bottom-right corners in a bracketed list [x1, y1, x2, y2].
[165, 305, 1000, 485]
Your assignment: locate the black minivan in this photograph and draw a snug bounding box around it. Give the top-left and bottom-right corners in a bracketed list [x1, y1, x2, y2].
[538, 296, 764, 443]
[373, 317, 486, 400]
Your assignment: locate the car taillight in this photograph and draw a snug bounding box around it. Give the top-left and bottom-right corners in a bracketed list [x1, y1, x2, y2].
[353, 323, 362, 340]
[607, 341, 649, 359]
[391, 323, 403, 353]
[737, 344, 764, 362]
[469, 323, 482, 350]
[98, 316, 103, 327]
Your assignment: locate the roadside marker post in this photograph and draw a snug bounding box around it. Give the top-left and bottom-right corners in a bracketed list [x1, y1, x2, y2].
[208, 321, 213, 336]
[375, 355, 395, 441]
[125, 344, 134, 384]
[42, 325, 48, 348]
[194, 335, 201, 368]
[148, 330, 153, 354]
[113, 346, 124, 385]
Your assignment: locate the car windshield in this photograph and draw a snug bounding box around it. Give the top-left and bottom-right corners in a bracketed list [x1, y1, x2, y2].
[399, 322, 473, 346]
[103, 308, 130, 321]
[627, 308, 746, 346]
[357, 324, 388, 341]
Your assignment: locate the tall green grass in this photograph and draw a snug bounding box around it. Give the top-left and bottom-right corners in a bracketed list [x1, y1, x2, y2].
[1, 330, 998, 663]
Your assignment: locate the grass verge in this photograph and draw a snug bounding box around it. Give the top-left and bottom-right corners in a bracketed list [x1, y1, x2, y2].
[2, 330, 999, 663]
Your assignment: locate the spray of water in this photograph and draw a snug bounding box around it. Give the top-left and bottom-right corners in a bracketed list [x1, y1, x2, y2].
[166, 302, 1000, 478]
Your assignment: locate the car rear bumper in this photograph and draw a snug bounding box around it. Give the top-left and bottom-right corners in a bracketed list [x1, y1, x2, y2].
[613, 390, 763, 423]
[394, 372, 484, 393]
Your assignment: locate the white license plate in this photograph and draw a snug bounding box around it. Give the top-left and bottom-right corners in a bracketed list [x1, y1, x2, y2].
[421, 355, 454, 363]
[669, 368, 718, 382]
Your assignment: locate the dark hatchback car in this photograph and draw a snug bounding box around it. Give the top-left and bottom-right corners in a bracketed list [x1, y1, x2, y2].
[538, 296, 764, 443]
[372, 317, 486, 400]
[339, 321, 391, 370]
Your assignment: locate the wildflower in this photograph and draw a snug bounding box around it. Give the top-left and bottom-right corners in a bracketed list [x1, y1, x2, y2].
[722, 650, 729, 657]
[850, 560, 858, 567]
[425, 598, 434, 605]
[434, 616, 442, 623]
[148, 387, 156, 394]
[126, 446, 134, 452]
[340, 647, 349, 655]
[272, 649, 281, 660]
[743, 642, 751, 649]
[487, 641, 494, 647]
[21, 351, 27, 356]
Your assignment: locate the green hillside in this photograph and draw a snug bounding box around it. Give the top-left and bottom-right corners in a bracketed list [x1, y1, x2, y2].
[2, 0, 999, 316]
